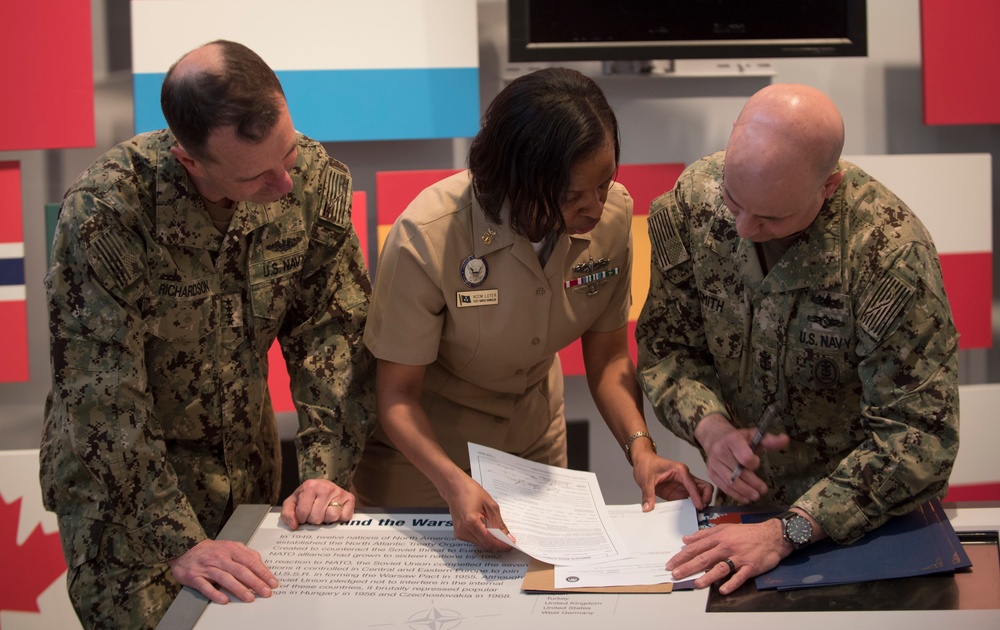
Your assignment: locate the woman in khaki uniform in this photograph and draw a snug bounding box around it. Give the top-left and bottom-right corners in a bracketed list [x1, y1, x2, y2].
[354, 68, 711, 548]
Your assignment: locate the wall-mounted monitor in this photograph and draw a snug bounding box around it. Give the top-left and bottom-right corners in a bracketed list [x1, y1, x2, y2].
[508, 0, 868, 63]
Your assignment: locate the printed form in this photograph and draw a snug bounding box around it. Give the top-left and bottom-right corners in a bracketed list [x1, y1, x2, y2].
[469, 442, 629, 565]
[469, 443, 701, 586]
[553, 502, 701, 588]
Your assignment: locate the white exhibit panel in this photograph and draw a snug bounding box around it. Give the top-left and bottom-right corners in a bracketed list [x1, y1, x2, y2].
[843, 153, 992, 254]
[951, 383, 1000, 487]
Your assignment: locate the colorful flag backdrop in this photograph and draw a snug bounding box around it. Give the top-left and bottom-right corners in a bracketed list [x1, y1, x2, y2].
[374, 165, 686, 376]
[0, 450, 79, 628]
[0, 162, 29, 382]
[921, 0, 1000, 125]
[845, 153, 992, 349]
[0, 0, 93, 151]
[130, 0, 480, 142]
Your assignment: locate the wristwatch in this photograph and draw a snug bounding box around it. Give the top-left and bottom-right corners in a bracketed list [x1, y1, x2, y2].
[775, 510, 813, 550]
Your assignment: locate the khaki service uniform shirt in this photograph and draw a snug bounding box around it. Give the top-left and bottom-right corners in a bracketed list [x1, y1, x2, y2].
[357, 171, 632, 504]
[636, 152, 960, 544]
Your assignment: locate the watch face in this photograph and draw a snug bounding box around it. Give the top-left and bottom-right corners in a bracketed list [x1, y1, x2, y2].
[782, 514, 812, 546]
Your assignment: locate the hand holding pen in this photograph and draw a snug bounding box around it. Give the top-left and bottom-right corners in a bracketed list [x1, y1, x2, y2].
[729, 404, 778, 484]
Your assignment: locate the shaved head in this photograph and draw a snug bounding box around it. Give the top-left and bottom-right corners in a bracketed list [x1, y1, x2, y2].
[721, 84, 846, 242]
[727, 83, 844, 190]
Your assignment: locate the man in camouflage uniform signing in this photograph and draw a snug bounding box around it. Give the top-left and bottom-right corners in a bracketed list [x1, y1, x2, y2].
[40, 40, 375, 628]
[636, 84, 959, 594]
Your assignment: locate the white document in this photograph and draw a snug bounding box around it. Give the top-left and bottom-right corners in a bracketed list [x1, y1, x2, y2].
[552, 501, 703, 588]
[468, 442, 629, 566]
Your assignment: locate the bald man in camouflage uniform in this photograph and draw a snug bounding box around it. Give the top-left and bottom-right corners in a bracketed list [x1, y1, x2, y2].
[636, 84, 959, 595]
[40, 40, 374, 628]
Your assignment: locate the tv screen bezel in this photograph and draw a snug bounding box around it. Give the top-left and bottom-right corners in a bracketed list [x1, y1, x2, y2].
[508, 0, 868, 63]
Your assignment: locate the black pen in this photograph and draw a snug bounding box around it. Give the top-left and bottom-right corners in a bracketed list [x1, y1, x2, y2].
[729, 404, 778, 483]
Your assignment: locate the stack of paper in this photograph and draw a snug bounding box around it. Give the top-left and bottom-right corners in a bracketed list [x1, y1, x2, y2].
[468, 443, 701, 592]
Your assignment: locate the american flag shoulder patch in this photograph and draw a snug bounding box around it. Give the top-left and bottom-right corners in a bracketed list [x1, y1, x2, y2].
[318, 168, 351, 229]
[88, 228, 144, 290]
[858, 271, 915, 341]
[648, 209, 689, 271]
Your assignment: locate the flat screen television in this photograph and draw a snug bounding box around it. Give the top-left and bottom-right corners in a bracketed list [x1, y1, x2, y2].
[508, 0, 868, 62]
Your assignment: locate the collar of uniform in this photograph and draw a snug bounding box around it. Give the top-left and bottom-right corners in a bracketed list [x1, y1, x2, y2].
[470, 196, 586, 284]
[704, 198, 741, 261]
[470, 188, 515, 257]
[154, 131, 225, 250]
[229, 133, 308, 234]
[153, 131, 289, 248]
[703, 190, 844, 295]
[756, 196, 844, 294]
[699, 156, 739, 262]
[699, 152, 846, 294]
[469, 190, 594, 260]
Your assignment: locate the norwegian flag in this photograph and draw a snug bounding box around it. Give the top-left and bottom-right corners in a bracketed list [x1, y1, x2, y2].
[0, 162, 28, 382]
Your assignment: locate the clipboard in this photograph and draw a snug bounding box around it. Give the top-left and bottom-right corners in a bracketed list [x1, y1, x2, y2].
[521, 557, 697, 593]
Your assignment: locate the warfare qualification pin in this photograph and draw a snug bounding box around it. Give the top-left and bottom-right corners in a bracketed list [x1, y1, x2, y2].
[460, 255, 488, 287]
[572, 257, 610, 273]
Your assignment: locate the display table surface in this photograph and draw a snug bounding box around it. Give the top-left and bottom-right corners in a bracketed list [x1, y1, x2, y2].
[157, 503, 1000, 630]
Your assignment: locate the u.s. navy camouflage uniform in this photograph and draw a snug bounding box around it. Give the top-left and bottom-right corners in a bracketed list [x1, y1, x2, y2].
[40, 129, 375, 628]
[636, 152, 959, 545]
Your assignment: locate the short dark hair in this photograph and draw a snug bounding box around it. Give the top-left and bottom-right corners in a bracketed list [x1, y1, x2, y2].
[160, 40, 286, 160]
[468, 67, 620, 237]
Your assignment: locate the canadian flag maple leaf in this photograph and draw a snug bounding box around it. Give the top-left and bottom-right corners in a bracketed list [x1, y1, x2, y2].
[0, 493, 67, 617]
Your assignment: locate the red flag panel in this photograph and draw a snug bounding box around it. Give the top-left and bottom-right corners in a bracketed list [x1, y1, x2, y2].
[921, 0, 1000, 125]
[0, 1, 94, 150]
[615, 163, 686, 217]
[939, 251, 992, 349]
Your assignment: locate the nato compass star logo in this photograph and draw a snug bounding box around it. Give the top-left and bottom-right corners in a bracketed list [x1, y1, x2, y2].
[368, 602, 502, 629]
[406, 605, 465, 630]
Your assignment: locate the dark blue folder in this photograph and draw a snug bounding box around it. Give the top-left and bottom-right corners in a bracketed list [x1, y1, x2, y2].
[743, 499, 972, 591]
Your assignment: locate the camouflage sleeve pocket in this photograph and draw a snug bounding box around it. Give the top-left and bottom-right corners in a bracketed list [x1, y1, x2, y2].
[47, 260, 128, 344]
